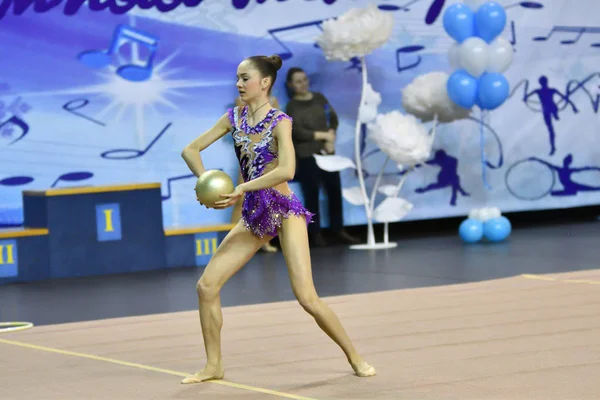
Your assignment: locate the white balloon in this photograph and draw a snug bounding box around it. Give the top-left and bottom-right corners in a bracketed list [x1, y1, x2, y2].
[486, 37, 513, 73]
[463, 0, 487, 11]
[488, 207, 502, 219]
[468, 208, 482, 220]
[459, 37, 489, 77]
[448, 42, 461, 69]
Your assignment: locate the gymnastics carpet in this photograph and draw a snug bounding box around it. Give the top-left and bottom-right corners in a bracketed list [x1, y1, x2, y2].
[2, 270, 599, 400]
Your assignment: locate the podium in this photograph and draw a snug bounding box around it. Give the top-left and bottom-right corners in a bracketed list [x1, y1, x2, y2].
[21, 183, 166, 279]
[164, 224, 234, 269]
[0, 228, 50, 284]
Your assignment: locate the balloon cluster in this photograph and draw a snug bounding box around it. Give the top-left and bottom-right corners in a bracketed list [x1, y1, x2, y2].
[459, 207, 512, 243]
[443, 1, 513, 111]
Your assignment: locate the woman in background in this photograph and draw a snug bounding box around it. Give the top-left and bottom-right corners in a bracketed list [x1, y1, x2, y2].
[285, 67, 359, 247]
[229, 95, 281, 253]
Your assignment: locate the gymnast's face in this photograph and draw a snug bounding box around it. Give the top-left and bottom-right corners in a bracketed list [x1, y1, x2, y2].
[236, 60, 267, 102]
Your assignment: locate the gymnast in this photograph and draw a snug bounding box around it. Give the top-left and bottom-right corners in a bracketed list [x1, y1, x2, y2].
[180, 54, 375, 383]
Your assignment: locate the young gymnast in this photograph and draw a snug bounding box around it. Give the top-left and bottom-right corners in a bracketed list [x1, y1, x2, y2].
[180, 54, 376, 384]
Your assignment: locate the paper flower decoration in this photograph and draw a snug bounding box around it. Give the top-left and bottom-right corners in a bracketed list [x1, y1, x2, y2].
[368, 111, 433, 167]
[401, 72, 471, 123]
[373, 197, 414, 223]
[315, 4, 394, 61]
[358, 83, 382, 123]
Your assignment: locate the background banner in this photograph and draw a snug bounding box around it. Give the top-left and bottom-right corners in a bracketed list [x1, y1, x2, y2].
[0, 0, 598, 229]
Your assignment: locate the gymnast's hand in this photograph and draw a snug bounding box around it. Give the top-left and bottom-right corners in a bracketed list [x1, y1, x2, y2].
[213, 185, 244, 209]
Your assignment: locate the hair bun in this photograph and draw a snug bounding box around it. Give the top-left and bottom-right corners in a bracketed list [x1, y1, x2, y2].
[266, 55, 283, 71]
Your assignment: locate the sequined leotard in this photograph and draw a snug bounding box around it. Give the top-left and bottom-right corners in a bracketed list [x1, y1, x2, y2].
[228, 106, 314, 238]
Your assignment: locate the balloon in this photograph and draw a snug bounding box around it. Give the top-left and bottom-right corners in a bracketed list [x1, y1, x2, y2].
[487, 37, 513, 73]
[448, 42, 461, 69]
[459, 37, 489, 77]
[195, 169, 235, 208]
[443, 3, 476, 43]
[475, 1, 507, 43]
[459, 218, 484, 243]
[464, 0, 487, 11]
[483, 216, 511, 242]
[447, 69, 478, 109]
[477, 72, 510, 110]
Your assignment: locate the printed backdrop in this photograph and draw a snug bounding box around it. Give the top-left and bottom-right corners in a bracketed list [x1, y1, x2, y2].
[0, 0, 599, 229]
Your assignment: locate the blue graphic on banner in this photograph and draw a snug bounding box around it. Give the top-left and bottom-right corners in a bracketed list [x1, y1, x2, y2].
[194, 232, 218, 266]
[415, 150, 470, 206]
[0, 239, 18, 278]
[0, 0, 598, 230]
[523, 75, 579, 156]
[96, 203, 122, 241]
[78, 24, 159, 82]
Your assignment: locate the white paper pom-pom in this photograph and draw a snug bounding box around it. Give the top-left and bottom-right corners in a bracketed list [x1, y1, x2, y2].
[401, 72, 471, 123]
[367, 111, 433, 167]
[373, 197, 414, 223]
[315, 5, 394, 61]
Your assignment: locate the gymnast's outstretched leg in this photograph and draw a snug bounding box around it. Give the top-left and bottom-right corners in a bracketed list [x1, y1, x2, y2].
[182, 221, 273, 384]
[278, 215, 376, 377]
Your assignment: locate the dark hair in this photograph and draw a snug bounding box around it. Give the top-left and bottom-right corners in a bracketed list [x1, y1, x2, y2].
[285, 67, 305, 98]
[246, 55, 283, 94]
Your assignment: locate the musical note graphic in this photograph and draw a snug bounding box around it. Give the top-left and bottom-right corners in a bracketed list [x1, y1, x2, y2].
[505, 1, 543, 9]
[63, 99, 106, 126]
[504, 1, 544, 10]
[0, 176, 33, 186]
[0, 95, 31, 144]
[0, 171, 93, 189]
[161, 173, 195, 200]
[396, 45, 425, 73]
[50, 171, 94, 188]
[267, 20, 323, 60]
[509, 21, 517, 47]
[0, 115, 29, 145]
[377, 4, 404, 11]
[424, 0, 446, 25]
[376, 0, 446, 25]
[77, 24, 159, 82]
[533, 26, 600, 47]
[100, 122, 172, 160]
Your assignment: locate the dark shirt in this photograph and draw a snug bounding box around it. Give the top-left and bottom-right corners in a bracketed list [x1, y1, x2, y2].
[285, 92, 339, 159]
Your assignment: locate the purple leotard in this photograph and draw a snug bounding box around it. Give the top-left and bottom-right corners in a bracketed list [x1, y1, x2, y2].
[228, 106, 314, 238]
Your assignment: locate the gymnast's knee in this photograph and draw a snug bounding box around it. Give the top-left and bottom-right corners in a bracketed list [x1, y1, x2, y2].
[296, 292, 321, 315]
[196, 276, 220, 301]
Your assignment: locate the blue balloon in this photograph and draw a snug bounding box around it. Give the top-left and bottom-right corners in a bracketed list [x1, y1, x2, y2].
[447, 70, 478, 109]
[443, 4, 475, 43]
[483, 216, 512, 242]
[475, 2, 507, 43]
[459, 218, 484, 243]
[477, 73, 509, 110]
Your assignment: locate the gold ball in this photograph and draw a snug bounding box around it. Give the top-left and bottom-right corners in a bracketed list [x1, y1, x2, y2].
[195, 170, 235, 208]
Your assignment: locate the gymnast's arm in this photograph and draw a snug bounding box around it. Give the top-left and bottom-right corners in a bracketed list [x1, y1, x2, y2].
[238, 118, 296, 192]
[181, 112, 232, 177]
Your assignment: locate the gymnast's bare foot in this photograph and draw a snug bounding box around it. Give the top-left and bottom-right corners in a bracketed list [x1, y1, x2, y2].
[181, 364, 224, 384]
[351, 359, 376, 377]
